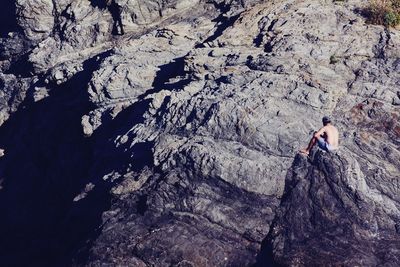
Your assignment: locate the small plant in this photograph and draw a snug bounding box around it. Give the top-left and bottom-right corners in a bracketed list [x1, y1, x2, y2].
[330, 54, 339, 64]
[384, 10, 400, 26]
[364, 0, 400, 27]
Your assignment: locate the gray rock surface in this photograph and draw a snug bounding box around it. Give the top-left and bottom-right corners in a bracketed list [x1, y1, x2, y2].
[0, 0, 399, 266]
[261, 150, 400, 266]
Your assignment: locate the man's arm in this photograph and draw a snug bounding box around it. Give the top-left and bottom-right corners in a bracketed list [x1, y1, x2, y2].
[313, 126, 326, 139]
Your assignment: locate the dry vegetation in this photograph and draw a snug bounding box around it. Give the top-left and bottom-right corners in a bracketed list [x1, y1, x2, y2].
[364, 0, 400, 27]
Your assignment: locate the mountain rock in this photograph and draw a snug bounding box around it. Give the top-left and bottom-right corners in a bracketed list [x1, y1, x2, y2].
[261, 150, 400, 266]
[0, 0, 399, 266]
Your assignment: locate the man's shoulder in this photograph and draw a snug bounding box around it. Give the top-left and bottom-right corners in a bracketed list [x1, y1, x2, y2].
[327, 125, 339, 132]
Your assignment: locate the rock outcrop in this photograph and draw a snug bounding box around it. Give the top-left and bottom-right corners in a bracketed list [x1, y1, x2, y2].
[258, 150, 400, 266]
[0, 0, 399, 266]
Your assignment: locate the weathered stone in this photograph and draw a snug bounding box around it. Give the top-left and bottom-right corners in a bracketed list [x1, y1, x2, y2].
[0, 0, 399, 266]
[259, 150, 400, 266]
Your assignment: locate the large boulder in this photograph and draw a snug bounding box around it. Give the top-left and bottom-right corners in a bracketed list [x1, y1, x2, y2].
[261, 150, 400, 266]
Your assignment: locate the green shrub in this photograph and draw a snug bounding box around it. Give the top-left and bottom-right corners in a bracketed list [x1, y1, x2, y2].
[364, 0, 400, 27]
[330, 55, 339, 64]
[384, 10, 400, 26]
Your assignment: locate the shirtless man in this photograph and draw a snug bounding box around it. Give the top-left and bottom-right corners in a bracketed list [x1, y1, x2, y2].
[299, 116, 339, 155]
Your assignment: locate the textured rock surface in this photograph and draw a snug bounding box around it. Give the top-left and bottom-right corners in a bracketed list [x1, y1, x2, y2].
[259, 150, 400, 266]
[0, 0, 399, 266]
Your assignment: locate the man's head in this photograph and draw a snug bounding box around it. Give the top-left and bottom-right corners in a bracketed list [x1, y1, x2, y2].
[322, 116, 331, 126]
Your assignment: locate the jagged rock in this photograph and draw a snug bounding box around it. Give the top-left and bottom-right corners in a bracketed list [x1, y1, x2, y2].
[0, 0, 399, 266]
[0, 73, 33, 126]
[262, 150, 400, 266]
[118, 0, 201, 29]
[84, 170, 279, 266]
[16, 0, 55, 42]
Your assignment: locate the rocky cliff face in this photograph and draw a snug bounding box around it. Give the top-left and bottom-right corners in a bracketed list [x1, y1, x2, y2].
[260, 150, 400, 266]
[0, 0, 399, 266]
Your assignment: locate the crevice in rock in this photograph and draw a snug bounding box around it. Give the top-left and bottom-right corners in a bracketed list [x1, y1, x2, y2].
[109, 1, 125, 35]
[212, 1, 232, 14]
[151, 56, 190, 92]
[253, 32, 264, 47]
[89, 0, 108, 9]
[136, 194, 148, 215]
[373, 29, 391, 59]
[264, 36, 275, 53]
[253, 154, 304, 267]
[253, 18, 277, 48]
[252, 222, 284, 267]
[51, 0, 62, 38]
[89, 0, 124, 35]
[195, 13, 241, 48]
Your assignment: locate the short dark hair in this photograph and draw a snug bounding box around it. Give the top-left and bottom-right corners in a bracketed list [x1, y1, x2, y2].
[322, 116, 331, 125]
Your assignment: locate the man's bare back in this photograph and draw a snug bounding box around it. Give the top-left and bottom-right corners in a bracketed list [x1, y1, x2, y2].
[317, 124, 339, 148]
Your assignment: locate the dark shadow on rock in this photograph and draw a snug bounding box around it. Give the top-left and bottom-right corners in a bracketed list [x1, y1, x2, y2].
[353, 7, 372, 23]
[3, 50, 35, 77]
[86, 98, 153, 179]
[252, 224, 285, 267]
[264, 36, 275, 53]
[195, 13, 240, 48]
[67, 95, 156, 265]
[89, 0, 107, 9]
[0, 31, 32, 61]
[253, 19, 277, 48]
[151, 56, 190, 92]
[136, 194, 148, 215]
[89, 0, 124, 35]
[0, 0, 22, 38]
[213, 1, 232, 14]
[0, 50, 118, 267]
[253, 154, 306, 267]
[85, 156, 280, 266]
[109, 0, 124, 35]
[0, 31, 34, 77]
[255, 150, 400, 266]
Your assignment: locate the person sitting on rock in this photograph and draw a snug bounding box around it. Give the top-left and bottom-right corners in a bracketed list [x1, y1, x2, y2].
[299, 116, 339, 155]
